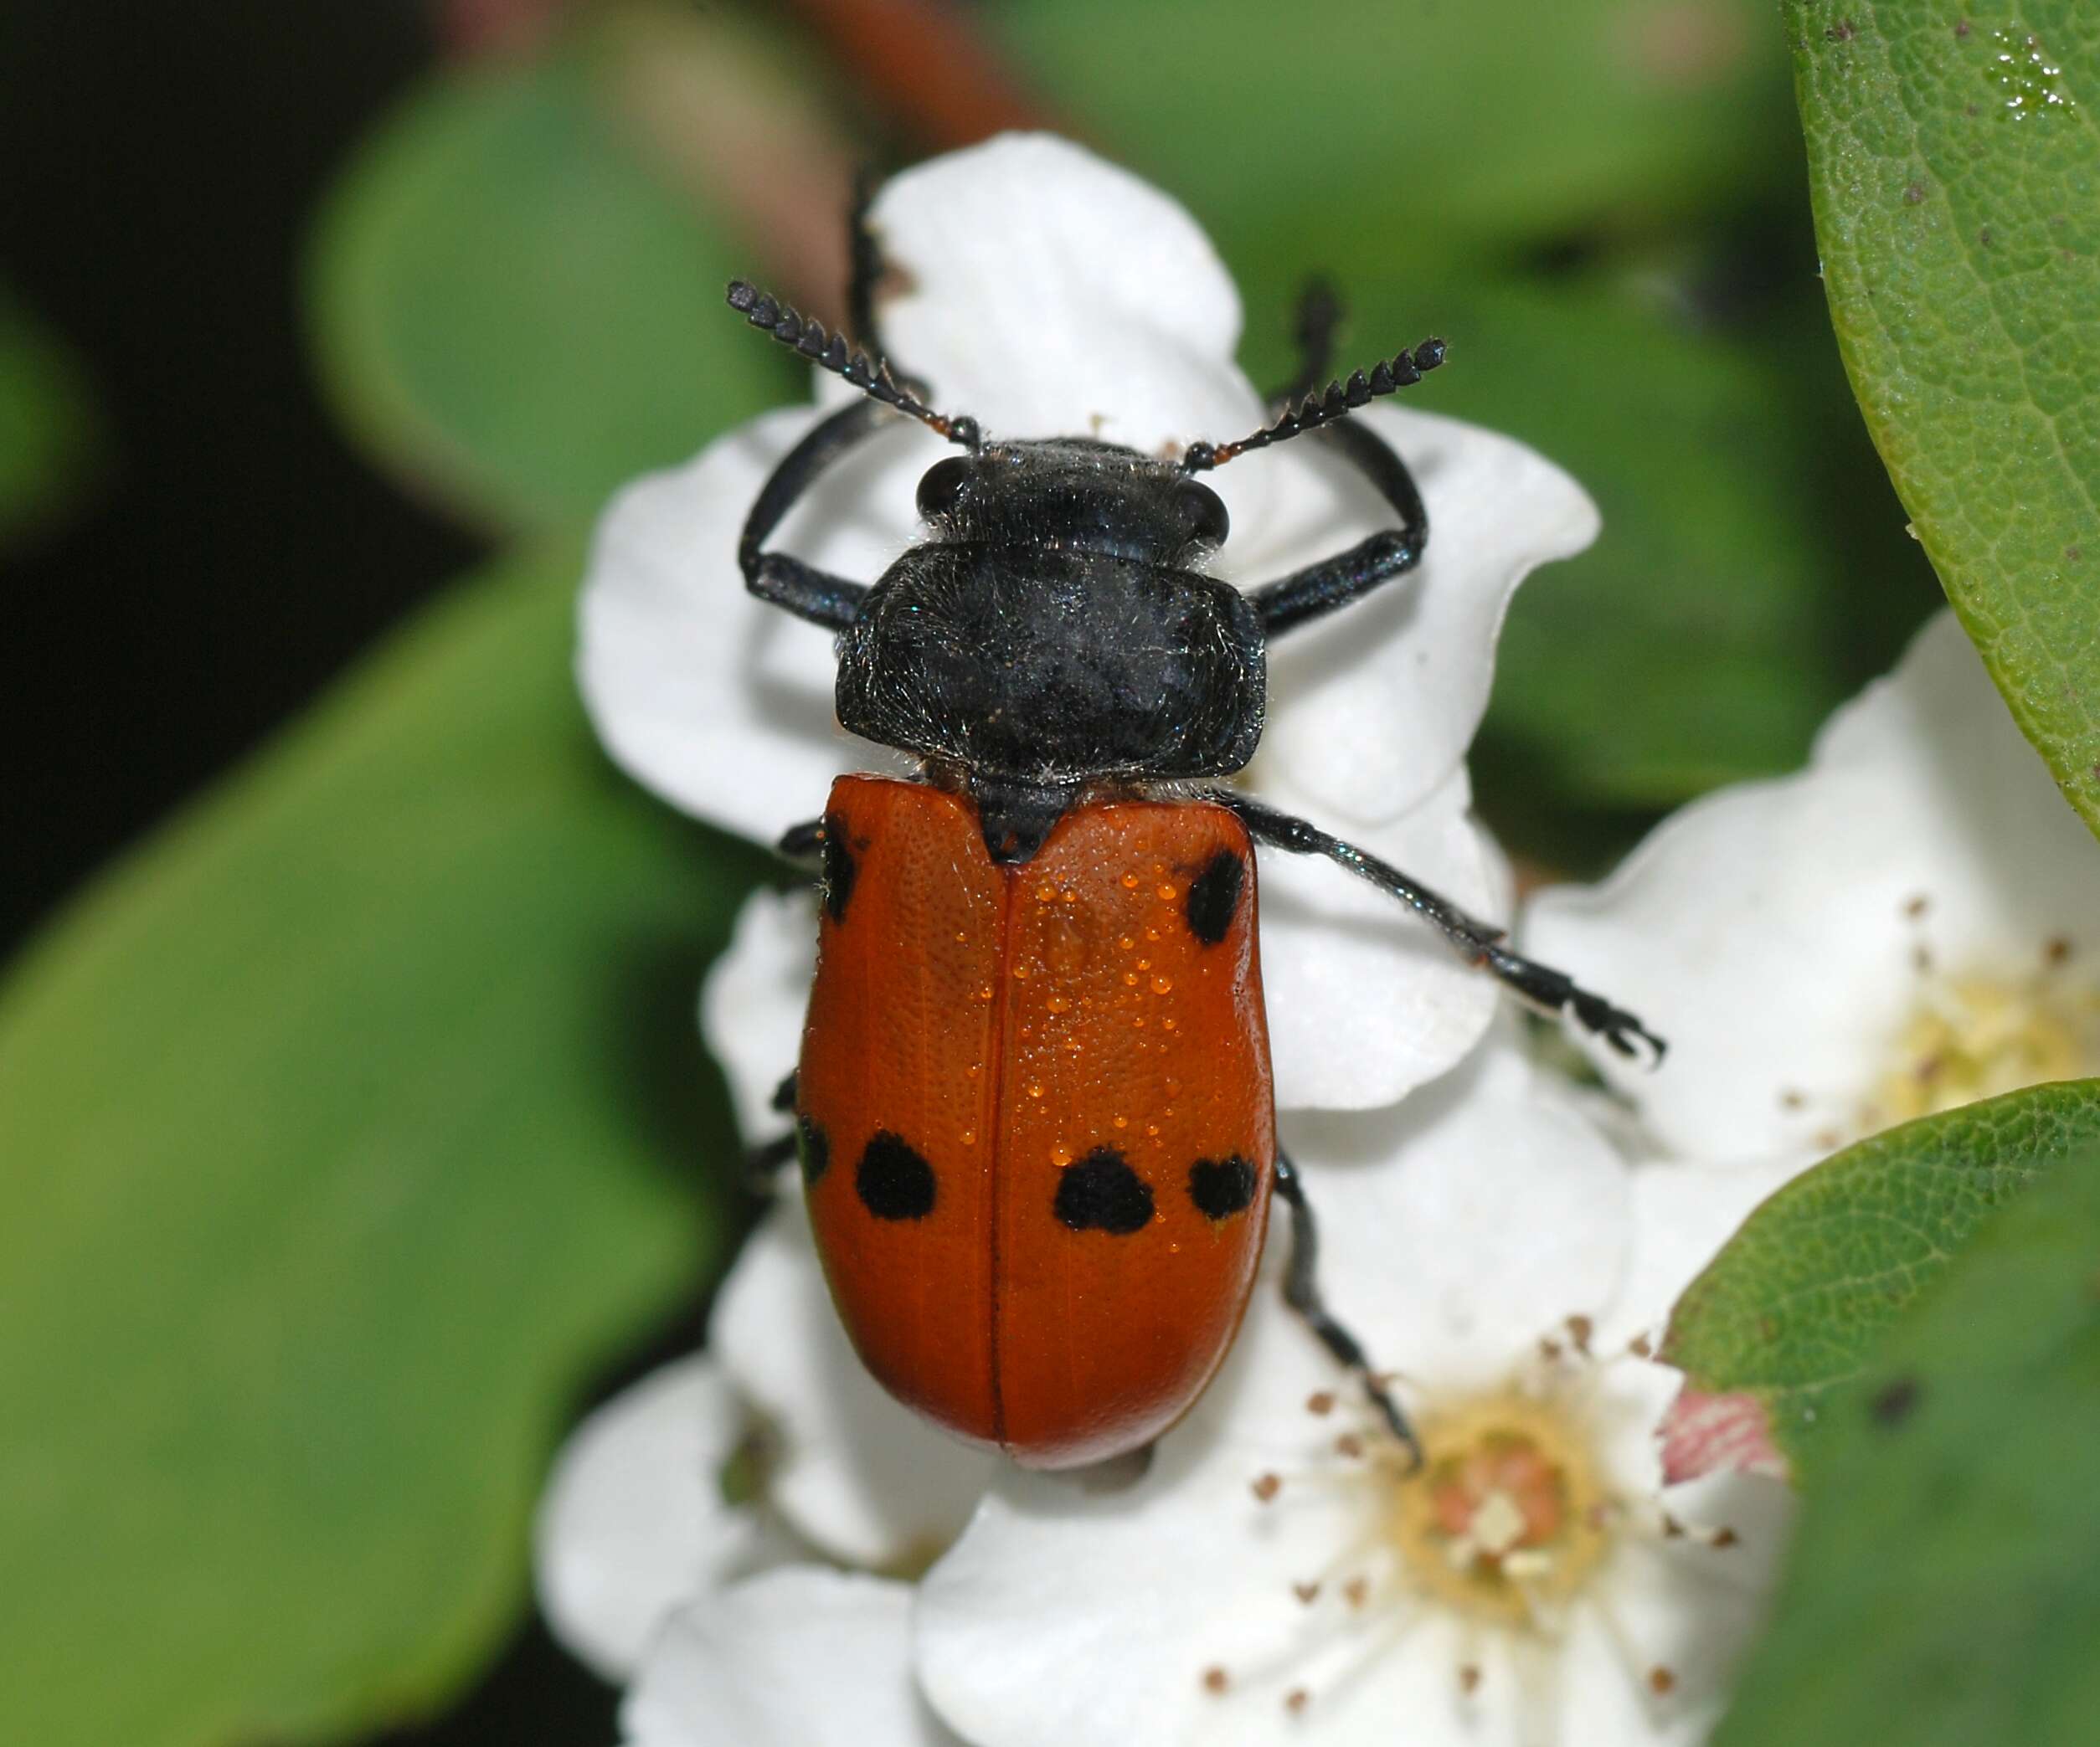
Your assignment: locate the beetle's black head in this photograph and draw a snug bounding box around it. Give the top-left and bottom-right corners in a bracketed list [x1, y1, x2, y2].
[913, 438, 1231, 568]
[835, 436, 1264, 856]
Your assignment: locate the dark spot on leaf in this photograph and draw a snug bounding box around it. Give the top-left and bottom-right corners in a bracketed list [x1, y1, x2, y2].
[1904, 181, 1927, 204]
[1871, 1375, 1922, 1426]
[1825, 18, 1856, 41]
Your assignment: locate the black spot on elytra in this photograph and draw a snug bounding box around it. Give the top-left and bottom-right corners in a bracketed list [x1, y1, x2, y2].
[1054, 1148, 1155, 1235]
[857, 1130, 935, 1220]
[1871, 1375, 1922, 1427]
[795, 1114, 830, 1187]
[1188, 1154, 1258, 1220]
[820, 811, 857, 922]
[1186, 850, 1245, 945]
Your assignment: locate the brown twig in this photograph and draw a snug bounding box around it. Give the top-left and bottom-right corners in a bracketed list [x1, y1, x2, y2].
[779, 0, 1058, 150]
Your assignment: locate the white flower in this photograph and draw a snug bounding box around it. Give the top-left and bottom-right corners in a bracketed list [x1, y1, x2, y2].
[914, 1044, 1794, 1747]
[711, 1194, 1000, 1569]
[578, 131, 1603, 1110]
[702, 887, 1000, 1568]
[533, 1355, 779, 1681]
[625, 1569, 963, 1747]
[1524, 610, 2100, 1161]
[531, 1353, 965, 1745]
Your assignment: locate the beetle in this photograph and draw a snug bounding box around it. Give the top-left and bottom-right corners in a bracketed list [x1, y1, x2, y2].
[730, 220, 1661, 1472]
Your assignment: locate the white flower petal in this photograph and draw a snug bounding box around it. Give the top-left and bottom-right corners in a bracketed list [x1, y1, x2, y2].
[1249, 405, 1600, 825]
[577, 408, 921, 836]
[916, 1039, 1795, 1747]
[1605, 1157, 1813, 1351]
[712, 1201, 996, 1568]
[701, 886, 816, 1143]
[1561, 1472, 1794, 1740]
[1656, 1468, 1797, 1595]
[1585, 1354, 1682, 1507]
[1525, 610, 2100, 1159]
[625, 1567, 961, 1747]
[1258, 766, 1500, 1110]
[870, 133, 1259, 460]
[1283, 1039, 1632, 1379]
[534, 1356, 766, 1681]
[917, 1299, 1367, 1747]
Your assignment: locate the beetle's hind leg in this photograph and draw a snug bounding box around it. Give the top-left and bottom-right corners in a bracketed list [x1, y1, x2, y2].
[1274, 1154, 1420, 1468]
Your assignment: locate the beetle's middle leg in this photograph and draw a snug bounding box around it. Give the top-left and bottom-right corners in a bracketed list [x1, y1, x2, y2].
[744, 830, 824, 1190]
[1215, 789, 1665, 1062]
[745, 1068, 803, 1190]
[1274, 1152, 1420, 1467]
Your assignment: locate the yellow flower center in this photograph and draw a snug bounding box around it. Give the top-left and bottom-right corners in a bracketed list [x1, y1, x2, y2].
[1385, 1391, 1609, 1627]
[1865, 970, 2100, 1133]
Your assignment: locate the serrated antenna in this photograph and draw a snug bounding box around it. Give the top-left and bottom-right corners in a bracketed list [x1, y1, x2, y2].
[726, 281, 981, 449]
[1181, 339, 1447, 472]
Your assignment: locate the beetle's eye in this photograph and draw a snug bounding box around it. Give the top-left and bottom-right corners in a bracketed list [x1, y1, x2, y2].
[1176, 480, 1230, 547]
[916, 457, 971, 520]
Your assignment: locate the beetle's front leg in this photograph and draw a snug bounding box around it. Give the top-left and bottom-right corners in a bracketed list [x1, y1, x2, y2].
[739, 399, 889, 631]
[1245, 419, 1428, 638]
[1214, 790, 1665, 1062]
[1231, 279, 1434, 639]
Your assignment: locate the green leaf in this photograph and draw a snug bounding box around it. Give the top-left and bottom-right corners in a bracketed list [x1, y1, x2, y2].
[1712, 1148, 2100, 1747]
[1665, 1080, 2100, 1474]
[0, 287, 100, 552]
[998, 0, 1799, 267]
[307, 51, 789, 532]
[1789, 0, 2100, 835]
[0, 544, 766, 1746]
[1451, 280, 1937, 827]
[1234, 261, 1940, 844]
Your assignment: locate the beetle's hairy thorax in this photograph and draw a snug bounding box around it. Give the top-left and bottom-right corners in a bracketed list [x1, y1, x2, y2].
[834, 438, 1266, 862]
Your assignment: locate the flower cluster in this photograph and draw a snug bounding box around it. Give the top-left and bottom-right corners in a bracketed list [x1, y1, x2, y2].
[538, 133, 2092, 1745]
[1525, 610, 2100, 1167]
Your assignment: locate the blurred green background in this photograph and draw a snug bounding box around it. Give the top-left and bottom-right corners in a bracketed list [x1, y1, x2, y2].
[0, 2, 1948, 1744]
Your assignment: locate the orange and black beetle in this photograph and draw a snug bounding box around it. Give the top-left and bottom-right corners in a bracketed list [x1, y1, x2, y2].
[729, 239, 1658, 1472]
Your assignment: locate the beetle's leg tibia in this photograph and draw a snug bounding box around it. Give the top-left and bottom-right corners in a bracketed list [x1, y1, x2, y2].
[1274, 1153, 1421, 1469]
[1216, 791, 1665, 1064]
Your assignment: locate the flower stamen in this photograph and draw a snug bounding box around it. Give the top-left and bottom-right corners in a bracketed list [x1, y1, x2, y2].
[1865, 963, 2100, 1133]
